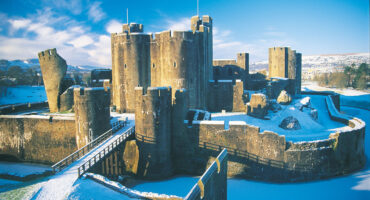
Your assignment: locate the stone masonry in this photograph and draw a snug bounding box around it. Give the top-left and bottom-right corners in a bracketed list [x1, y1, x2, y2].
[111, 15, 213, 112]
[38, 48, 67, 113]
[134, 86, 173, 178]
[73, 87, 111, 149]
[268, 47, 302, 95]
[213, 53, 249, 89]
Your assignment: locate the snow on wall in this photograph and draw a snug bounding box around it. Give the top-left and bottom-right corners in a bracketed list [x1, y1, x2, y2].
[180, 94, 366, 181]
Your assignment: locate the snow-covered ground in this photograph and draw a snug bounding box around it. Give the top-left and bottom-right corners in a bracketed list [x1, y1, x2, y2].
[212, 95, 346, 142]
[0, 86, 46, 106]
[0, 162, 51, 178]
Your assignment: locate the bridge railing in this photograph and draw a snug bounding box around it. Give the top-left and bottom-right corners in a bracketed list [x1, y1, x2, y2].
[77, 126, 135, 177]
[51, 120, 126, 173]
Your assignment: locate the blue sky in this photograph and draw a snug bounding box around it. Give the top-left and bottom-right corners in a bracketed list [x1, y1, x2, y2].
[0, 0, 368, 67]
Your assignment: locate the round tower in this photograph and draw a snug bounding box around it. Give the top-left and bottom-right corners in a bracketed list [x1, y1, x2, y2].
[74, 87, 110, 149]
[134, 86, 172, 178]
[111, 24, 150, 113]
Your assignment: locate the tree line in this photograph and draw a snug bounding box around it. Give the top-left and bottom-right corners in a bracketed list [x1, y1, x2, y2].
[0, 65, 92, 87]
[0, 66, 41, 86]
[314, 63, 369, 90]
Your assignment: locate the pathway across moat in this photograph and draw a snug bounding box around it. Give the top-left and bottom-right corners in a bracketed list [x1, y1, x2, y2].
[31, 118, 135, 200]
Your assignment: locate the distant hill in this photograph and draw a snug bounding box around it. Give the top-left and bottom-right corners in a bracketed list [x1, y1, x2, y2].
[0, 58, 105, 73]
[250, 52, 370, 72]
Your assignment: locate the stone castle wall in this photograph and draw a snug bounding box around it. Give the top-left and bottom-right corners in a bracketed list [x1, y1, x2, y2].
[175, 95, 365, 181]
[0, 115, 77, 164]
[0, 87, 112, 164]
[38, 48, 67, 113]
[0, 102, 48, 115]
[59, 86, 75, 111]
[207, 80, 244, 112]
[213, 53, 249, 89]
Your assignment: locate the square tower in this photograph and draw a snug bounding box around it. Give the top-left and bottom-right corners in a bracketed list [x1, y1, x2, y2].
[268, 47, 302, 94]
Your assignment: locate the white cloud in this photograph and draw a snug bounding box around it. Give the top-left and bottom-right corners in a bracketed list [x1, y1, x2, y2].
[8, 19, 31, 29]
[166, 18, 190, 31]
[106, 20, 122, 33]
[0, 10, 113, 67]
[88, 1, 106, 22]
[68, 35, 94, 48]
[87, 35, 111, 66]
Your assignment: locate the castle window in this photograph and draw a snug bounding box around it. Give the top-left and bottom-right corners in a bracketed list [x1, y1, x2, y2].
[174, 61, 177, 68]
[124, 64, 127, 69]
[152, 63, 156, 68]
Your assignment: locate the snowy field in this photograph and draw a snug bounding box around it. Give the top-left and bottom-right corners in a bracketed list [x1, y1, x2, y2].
[0, 86, 46, 106]
[212, 95, 346, 142]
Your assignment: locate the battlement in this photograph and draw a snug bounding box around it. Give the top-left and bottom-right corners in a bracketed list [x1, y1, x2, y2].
[111, 32, 151, 44]
[135, 86, 172, 98]
[151, 30, 197, 43]
[122, 23, 144, 33]
[191, 15, 212, 33]
[270, 47, 290, 52]
[38, 48, 61, 61]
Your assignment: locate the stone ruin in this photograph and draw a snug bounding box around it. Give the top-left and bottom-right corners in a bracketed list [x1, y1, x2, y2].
[38, 48, 75, 113]
[246, 93, 268, 118]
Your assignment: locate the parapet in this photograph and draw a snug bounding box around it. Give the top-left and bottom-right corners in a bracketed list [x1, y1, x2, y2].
[191, 15, 213, 32]
[38, 48, 64, 61]
[122, 23, 144, 33]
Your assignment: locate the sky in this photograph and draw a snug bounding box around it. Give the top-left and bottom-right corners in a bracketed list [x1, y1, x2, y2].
[0, 0, 368, 67]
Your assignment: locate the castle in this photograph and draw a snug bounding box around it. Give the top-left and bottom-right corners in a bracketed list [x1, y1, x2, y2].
[0, 14, 366, 199]
[110, 17, 303, 114]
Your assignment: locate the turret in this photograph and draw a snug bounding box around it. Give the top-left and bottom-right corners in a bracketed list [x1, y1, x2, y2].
[111, 27, 151, 113]
[74, 87, 110, 148]
[135, 86, 173, 178]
